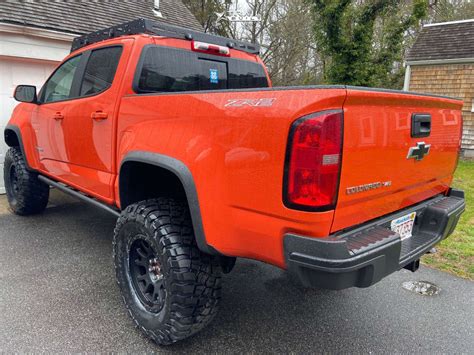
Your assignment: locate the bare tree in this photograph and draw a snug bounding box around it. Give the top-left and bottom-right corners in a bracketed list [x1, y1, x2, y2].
[429, 0, 474, 22]
[181, 0, 233, 35]
[186, 0, 321, 86]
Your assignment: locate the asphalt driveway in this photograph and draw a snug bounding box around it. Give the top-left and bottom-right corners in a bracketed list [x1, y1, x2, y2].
[0, 191, 473, 353]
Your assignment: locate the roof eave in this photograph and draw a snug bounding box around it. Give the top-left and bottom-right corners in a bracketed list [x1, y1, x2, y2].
[0, 21, 80, 40]
[407, 57, 474, 66]
[424, 18, 474, 28]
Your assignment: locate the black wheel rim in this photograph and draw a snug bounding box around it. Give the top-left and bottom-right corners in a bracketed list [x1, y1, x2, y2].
[9, 164, 20, 197]
[128, 238, 166, 312]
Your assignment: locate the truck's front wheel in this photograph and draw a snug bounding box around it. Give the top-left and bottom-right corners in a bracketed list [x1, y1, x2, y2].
[113, 198, 221, 345]
[3, 147, 49, 215]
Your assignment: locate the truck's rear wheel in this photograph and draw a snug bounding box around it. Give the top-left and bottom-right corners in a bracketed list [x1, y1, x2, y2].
[3, 147, 49, 215]
[113, 198, 221, 345]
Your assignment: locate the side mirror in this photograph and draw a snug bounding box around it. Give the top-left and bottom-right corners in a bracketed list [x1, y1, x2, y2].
[14, 85, 37, 103]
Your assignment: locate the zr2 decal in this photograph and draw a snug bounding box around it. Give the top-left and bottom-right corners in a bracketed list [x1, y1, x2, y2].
[225, 98, 276, 107]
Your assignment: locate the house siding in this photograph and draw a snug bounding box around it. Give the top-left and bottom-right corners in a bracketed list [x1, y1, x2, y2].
[409, 63, 474, 156]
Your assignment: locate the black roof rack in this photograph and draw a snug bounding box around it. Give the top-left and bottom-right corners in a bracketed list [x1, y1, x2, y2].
[71, 18, 260, 55]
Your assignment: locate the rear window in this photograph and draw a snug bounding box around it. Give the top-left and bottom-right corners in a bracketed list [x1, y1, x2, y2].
[135, 46, 268, 93]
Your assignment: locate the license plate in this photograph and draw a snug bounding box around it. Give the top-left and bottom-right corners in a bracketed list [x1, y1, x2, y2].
[391, 212, 416, 240]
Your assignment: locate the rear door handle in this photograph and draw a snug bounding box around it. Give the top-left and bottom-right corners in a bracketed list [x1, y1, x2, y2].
[53, 112, 64, 120]
[411, 113, 431, 138]
[91, 111, 108, 120]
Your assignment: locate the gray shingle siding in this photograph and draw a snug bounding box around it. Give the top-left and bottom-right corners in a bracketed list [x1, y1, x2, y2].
[0, 0, 202, 35]
[407, 20, 474, 62]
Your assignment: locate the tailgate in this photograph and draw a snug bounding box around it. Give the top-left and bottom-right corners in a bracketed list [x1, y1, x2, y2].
[331, 88, 463, 233]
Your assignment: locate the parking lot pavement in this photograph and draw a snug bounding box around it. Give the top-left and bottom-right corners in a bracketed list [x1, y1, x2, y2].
[0, 190, 473, 353]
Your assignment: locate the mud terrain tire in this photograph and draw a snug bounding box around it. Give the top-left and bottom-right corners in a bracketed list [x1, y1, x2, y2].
[113, 198, 221, 345]
[3, 147, 49, 215]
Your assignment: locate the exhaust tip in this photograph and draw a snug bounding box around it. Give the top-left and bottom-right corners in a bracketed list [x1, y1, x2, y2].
[403, 259, 420, 272]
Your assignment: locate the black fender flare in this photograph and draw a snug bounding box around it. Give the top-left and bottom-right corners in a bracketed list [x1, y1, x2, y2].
[4, 124, 33, 171]
[119, 151, 219, 256]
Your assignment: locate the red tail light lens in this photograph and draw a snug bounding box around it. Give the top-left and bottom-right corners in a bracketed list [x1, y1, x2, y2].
[284, 110, 343, 211]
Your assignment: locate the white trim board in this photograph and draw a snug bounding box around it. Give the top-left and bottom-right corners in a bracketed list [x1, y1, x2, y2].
[0, 22, 78, 42]
[424, 19, 474, 27]
[407, 58, 474, 66]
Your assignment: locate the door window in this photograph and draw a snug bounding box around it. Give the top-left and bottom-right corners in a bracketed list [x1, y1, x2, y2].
[80, 46, 123, 96]
[42, 55, 81, 103]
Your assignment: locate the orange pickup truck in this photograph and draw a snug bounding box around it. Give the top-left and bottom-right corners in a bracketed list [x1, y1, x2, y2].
[4, 19, 465, 345]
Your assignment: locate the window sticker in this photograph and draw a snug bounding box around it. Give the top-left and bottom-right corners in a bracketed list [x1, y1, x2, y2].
[210, 69, 219, 84]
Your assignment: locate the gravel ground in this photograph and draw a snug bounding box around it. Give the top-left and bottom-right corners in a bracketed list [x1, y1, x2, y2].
[0, 191, 473, 353]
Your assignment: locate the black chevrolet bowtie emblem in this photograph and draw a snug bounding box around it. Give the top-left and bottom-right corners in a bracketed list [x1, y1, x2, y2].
[407, 142, 431, 161]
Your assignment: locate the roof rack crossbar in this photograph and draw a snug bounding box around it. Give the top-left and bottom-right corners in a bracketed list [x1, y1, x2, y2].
[71, 18, 260, 54]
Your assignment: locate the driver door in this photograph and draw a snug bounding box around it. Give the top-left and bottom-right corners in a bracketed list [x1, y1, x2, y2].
[32, 54, 82, 169]
[32, 44, 123, 202]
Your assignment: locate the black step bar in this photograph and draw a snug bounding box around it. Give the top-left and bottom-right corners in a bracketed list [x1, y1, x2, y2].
[38, 175, 120, 217]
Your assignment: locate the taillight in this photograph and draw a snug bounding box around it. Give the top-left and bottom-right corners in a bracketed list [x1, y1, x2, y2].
[284, 110, 343, 211]
[191, 41, 230, 56]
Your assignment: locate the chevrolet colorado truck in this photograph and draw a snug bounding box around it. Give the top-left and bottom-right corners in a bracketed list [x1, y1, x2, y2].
[4, 19, 465, 345]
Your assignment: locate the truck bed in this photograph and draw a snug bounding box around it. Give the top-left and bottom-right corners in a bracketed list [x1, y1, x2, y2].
[117, 85, 463, 266]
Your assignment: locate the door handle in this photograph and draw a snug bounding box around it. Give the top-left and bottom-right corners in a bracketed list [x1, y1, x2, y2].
[91, 111, 108, 120]
[53, 112, 64, 120]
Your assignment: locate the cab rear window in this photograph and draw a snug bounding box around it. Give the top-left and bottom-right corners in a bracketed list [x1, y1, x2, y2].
[135, 46, 268, 93]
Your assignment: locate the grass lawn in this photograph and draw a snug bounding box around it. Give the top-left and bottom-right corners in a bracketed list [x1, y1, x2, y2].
[422, 159, 474, 279]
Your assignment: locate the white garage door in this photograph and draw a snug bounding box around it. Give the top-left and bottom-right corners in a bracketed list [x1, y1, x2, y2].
[0, 57, 58, 193]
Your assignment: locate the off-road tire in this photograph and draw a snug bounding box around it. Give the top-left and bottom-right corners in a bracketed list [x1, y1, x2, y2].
[113, 198, 222, 345]
[3, 147, 49, 215]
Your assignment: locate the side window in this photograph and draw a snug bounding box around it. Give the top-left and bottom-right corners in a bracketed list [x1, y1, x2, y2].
[42, 55, 81, 103]
[80, 46, 123, 96]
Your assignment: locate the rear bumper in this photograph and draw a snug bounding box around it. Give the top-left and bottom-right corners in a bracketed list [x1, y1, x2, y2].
[284, 189, 465, 290]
